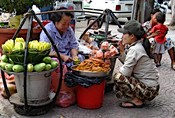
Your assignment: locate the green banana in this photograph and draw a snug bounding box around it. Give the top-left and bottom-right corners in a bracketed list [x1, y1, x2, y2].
[26, 40, 51, 51]
[13, 42, 23, 51]
[2, 39, 14, 52]
[2, 44, 10, 52]
[15, 37, 25, 42]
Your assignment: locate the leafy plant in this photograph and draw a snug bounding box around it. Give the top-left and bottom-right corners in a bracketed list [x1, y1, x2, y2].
[0, 0, 54, 15]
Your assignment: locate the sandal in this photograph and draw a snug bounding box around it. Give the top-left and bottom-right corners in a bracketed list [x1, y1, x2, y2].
[119, 101, 144, 108]
[156, 64, 161, 67]
[171, 64, 175, 71]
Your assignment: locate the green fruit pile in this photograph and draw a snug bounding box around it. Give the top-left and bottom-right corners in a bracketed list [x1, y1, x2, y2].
[0, 55, 59, 73]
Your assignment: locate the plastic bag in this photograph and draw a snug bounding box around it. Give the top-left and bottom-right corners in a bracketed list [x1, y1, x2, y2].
[50, 60, 76, 107]
[65, 72, 107, 88]
[56, 91, 76, 108]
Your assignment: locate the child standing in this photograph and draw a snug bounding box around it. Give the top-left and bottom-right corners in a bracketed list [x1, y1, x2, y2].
[149, 12, 168, 67]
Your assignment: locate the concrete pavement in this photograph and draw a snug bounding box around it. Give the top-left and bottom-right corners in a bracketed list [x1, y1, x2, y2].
[1, 14, 175, 118]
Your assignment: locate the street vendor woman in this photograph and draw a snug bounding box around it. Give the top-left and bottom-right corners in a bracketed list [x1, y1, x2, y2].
[113, 20, 159, 108]
[39, 7, 84, 68]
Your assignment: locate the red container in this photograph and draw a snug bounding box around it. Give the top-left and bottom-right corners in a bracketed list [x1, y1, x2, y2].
[76, 80, 106, 109]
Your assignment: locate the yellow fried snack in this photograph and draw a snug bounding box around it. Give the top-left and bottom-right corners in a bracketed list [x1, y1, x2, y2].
[73, 58, 110, 72]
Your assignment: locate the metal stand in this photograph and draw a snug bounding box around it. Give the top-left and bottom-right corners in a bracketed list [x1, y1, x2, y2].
[1, 10, 63, 116]
[79, 9, 121, 40]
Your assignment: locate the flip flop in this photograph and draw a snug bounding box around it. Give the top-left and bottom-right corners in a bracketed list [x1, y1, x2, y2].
[156, 64, 161, 67]
[171, 64, 175, 71]
[119, 101, 144, 108]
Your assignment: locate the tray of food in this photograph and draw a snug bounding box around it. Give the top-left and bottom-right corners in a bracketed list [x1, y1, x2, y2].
[71, 58, 111, 77]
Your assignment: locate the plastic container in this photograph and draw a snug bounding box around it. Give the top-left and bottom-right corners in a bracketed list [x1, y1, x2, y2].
[12, 69, 56, 103]
[76, 80, 106, 109]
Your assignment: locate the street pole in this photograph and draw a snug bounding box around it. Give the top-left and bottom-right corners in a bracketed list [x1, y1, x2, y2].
[132, 0, 154, 23]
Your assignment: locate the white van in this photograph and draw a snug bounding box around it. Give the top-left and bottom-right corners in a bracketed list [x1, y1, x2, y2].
[83, 0, 133, 22]
[54, 0, 83, 19]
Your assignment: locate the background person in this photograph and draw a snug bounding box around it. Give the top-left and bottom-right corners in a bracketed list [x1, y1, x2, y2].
[79, 17, 100, 51]
[142, 9, 175, 70]
[87, 17, 100, 30]
[149, 12, 168, 67]
[113, 20, 159, 108]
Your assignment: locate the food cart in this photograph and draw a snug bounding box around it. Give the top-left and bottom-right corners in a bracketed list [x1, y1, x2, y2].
[0, 9, 122, 115]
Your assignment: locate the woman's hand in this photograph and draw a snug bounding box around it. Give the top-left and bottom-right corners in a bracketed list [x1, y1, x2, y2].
[72, 56, 80, 65]
[118, 40, 125, 54]
[61, 54, 73, 62]
[72, 55, 79, 60]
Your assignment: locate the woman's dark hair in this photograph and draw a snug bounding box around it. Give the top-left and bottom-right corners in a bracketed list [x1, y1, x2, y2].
[142, 38, 154, 59]
[151, 9, 161, 15]
[156, 12, 166, 24]
[134, 31, 153, 59]
[50, 7, 74, 23]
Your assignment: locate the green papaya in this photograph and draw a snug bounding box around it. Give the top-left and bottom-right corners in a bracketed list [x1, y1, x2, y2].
[5, 63, 14, 71]
[34, 63, 46, 72]
[51, 60, 59, 69]
[45, 64, 51, 71]
[0, 62, 7, 70]
[42, 56, 52, 64]
[27, 63, 34, 72]
[1, 55, 9, 63]
[12, 65, 24, 72]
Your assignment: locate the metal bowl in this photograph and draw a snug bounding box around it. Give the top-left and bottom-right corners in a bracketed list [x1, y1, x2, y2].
[71, 65, 111, 77]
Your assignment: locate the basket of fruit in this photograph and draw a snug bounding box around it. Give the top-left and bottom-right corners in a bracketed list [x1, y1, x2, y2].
[2, 38, 51, 64]
[0, 53, 59, 103]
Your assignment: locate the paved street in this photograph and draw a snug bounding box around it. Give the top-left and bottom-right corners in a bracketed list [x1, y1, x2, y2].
[0, 14, 175, 118]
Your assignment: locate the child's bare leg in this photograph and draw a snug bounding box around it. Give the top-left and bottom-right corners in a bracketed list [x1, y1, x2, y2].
[154, 54, 158, 64]
[157, 54, 162, 66]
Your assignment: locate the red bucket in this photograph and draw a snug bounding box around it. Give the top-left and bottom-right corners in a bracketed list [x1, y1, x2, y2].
[76, 80, 106, 109]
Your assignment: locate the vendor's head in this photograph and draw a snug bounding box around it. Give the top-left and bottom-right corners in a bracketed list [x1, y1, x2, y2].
[118, 20, 145, 45]
[50, 7, 74, 34]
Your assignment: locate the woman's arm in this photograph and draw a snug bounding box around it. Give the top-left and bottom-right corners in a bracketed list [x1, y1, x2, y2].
[71, 48, 79, 59]
[49, 51, 73, 62]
